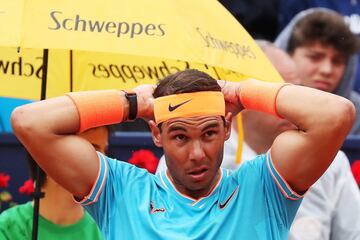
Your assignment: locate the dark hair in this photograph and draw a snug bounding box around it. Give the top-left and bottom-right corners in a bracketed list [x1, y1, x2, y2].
[26, 154, 46, 188]
[288, 11, 359, 57]
[153, 69, 221, 98]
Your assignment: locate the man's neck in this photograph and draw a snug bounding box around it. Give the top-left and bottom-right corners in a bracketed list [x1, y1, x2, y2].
[36, 182, 84, 225]
[167, 169, 221, 200]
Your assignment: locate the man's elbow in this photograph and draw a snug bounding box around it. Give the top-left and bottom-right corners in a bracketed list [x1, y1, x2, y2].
[333, 99, 356, 134]
[11, 106, 35, 139]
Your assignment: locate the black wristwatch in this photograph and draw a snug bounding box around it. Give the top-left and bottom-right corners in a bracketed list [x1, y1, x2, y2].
[123, 91, 137, 120]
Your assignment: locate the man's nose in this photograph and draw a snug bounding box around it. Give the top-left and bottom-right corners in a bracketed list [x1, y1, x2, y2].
[319, 58, 333, 74]
[189, 140, 206, 162]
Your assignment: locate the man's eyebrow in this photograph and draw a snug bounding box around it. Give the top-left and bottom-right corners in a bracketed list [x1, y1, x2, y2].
[202, 122, 220, 132]
[167, 126, 187, 133]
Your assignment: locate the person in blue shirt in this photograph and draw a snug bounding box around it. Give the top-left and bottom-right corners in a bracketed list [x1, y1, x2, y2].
[11, 69, 355, 239]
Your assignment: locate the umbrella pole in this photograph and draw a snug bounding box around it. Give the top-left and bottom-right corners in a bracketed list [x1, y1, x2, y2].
[40, 49, 49, 100]
[31, 166, 45, 240]
[31, 49, 49, 240]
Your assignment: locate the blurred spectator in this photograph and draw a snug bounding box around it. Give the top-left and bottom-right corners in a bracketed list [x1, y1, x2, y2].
[277, 0, 360, 93]
[219, 0, 280, 41]
[275, 8, 360, 135]
[229, 41, 360, 240]
[0, 127, 108, 239]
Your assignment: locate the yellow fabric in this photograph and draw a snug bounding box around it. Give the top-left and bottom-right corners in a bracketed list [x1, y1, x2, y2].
[0, 47, 247, 100]
[0, 0, 283, 83]
[0, 47, 70, 100]
[0, 0, 23, 47]
[154, 91, 225, 124]
[72, 51, 250, 92]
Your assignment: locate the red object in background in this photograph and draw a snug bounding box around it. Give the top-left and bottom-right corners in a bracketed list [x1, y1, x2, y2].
[0, 173, 10, 188]
[351, 160, 360, 185]
[19, 179, 35, 195]
[128, 149, 159, 174]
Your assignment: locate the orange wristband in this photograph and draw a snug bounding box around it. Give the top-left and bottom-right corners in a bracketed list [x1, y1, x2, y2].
[239, 80, 289, 118]
[66, 90, 124, 133]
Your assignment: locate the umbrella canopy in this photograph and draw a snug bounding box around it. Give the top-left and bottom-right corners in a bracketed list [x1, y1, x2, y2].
[0, 0, 282, 86]
[0, 47, 247, 100]
[0, 47, 72, 100]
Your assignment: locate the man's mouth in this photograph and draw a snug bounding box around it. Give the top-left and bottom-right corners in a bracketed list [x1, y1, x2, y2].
[188, 166, 208, 182]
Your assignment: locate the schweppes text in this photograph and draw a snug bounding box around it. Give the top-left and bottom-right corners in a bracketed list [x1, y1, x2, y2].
[48, 11, 166, 38]
[89, 60, 189, 83]
[196, 27, 256, 59]
[0, 57, 43, 79]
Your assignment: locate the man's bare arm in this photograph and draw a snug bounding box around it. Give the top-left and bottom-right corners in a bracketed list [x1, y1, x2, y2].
[271, 85, 355, 192]
[221, 80, 355, 193]
[11, 85, 155, 198]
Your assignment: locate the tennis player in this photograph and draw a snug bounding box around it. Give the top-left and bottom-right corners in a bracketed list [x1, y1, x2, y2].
[11, 69, 354, 239]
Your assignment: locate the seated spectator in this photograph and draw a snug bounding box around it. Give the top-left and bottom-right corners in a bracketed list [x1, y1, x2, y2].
[229, 42, 360, 240]
[275, 8, 360, 135]
[0, 126, 108, 239]
[277, 0, 360, 93]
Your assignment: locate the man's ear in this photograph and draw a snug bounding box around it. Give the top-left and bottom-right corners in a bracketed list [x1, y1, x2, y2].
[148, 120, 163, 147]
[224, 112, 233, 140]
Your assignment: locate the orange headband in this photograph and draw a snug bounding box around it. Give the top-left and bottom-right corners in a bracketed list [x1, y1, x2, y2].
[154, 91, 225, 124]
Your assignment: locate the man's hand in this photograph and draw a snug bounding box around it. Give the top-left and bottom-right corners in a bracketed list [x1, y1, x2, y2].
[218, 80, 244, 116]
[133, 84, 156, 120]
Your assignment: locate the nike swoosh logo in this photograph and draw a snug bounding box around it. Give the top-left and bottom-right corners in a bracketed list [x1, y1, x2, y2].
[219, 185, 239, 209]
[168, 99, 192, 112]
[150, 201, 166, 214]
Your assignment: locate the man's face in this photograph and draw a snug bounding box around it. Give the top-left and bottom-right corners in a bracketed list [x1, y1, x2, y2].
[291, 41, 346, 92]
[154, 115, 231, 198]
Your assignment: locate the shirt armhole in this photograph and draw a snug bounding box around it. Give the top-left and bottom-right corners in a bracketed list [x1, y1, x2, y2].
[266, 150, 305, 200]
[73, 152, 108, 206]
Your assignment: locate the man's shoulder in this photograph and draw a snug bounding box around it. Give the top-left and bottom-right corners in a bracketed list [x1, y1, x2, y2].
[231, 154, 266, 179]
[239, 154, 266, 169]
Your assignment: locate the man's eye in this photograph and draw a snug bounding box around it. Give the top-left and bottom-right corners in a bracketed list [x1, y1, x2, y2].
[175, 134, 187, 141]
[204, 131, 216, 138]
[307, 54, 322, 61]
[333, 58, 345, 66]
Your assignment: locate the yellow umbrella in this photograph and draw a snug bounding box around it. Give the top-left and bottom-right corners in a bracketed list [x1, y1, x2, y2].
[0, 47, 248, 100]
[0, 1, 283, 238]
[0, 0, 283, 167]
[0, 0, 282, 87]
